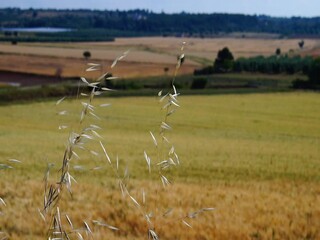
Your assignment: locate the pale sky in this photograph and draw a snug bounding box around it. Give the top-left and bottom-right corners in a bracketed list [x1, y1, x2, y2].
[0, 0, 319, 17]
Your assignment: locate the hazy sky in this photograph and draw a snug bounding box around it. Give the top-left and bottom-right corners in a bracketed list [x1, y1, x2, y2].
[0, 0, 319, 17]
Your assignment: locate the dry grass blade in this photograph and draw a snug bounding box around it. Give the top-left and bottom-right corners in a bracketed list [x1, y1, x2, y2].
[166, 109, 176, 117]
[170, 99, 180, 107]
[142, 189, 146, 205]
[111, 59, 118, 69]
[89, 111, 101, 120]
[159, 93, 169, 103]
[57, 110, 68, 116]
[100, 141, 111, 164]
[160, 175, 170, 187]
[129, 194, 140, 208]
[169, 146, 175, 155]
[83, 221, 93, 235]
[65, 214, 73, 229]
[56, 96, 66, 106]
[81, 133, 94, 141]
[172, 84, 178, 96]
[149, 229, 159, 240]
[181, 41, 186, 51]
[91, 130, 103, 139]
[123, 166, 129, 179]
[162, 208, 173, 217]
[92, 220, 119, 231]
[73, 165, 85, 171]
[116, 155, 119, 170]
[145, 213, 152, 225]
[0, 164, 12, 170]
[80, 77, 90, 85]
[99, 103, 111, 107]
[119, 180, 127, 198]
[81, 102, 95, 111]
[105, 76, 119, 80]
[111, 49, 130, 68]
[38, 208, 46, 222]
[201, 207, 215, 212]
[91, 166, 102, 171]
[72, 151, 80, 160]
[176, 53, 185, 69]
[58, 125, 68, 130]
[101, 87, 115, 91]
[149, 131, 157, 147]
[0, 198, 6, 206]
[174, 152, 180, 164]
[97, 72, 109, 81]
[8, 158, 22, 164]
[93, 90, 103, 96]
[182, 220, 192, 228]
[90, 124, 101, 130]
[144, 151, 151, 173]
[161, 122, 172, 130]
[56, 207, 62, 231]
[76, 232, 84, 240]
[169, 92, 179, 102]
[162, 135, 170, 143]
[86, 63, 100, 72]
[157, 160, 172, 170]
[90, 150, 99, 156]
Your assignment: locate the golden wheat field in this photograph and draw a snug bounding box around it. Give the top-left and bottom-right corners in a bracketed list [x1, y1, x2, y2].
[0, 37, 319, 78]
[0, 92, 319, 239]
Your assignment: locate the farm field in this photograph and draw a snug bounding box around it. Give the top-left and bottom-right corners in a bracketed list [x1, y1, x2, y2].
[0, 92, 319, 239]
[0, 37, 319, 79]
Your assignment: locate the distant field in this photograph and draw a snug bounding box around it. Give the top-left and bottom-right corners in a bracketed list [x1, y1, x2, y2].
[0, 37, 319, 78]
[0, 92, 319, 239]
[0, 54, 195, 78]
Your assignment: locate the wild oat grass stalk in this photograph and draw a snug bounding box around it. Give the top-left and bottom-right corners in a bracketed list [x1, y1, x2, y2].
[40, 50, 130, 240]
[119, 42, 214, 238]
[38, 44, 213, 240]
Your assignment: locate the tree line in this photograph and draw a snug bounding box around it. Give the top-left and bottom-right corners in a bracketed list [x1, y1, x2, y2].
[194, 47, 320, 89]
[1, 8, 320, 37]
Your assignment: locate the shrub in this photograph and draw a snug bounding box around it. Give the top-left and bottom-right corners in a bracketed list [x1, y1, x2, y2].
[191, 78, 207, 89]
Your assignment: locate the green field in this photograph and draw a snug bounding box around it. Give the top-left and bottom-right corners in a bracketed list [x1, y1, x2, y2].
[0, 92, 319, 239]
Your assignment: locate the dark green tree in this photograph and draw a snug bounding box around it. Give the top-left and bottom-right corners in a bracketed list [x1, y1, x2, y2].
[308, 57, 320, 87]
[83, 51, 91, 60]
[213, 47, 234, 73]
[298, 40, 305, 49]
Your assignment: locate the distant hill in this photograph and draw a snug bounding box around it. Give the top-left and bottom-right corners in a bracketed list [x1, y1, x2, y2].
[0, 8, 320, 39]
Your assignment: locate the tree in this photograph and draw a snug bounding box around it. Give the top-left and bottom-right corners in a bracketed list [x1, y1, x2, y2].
[298, 40, 304, 49]
[275, 48, 281, 56]
[163, 67, 169, 75]
[83, 51, 91, 60]
[293, 57, 320, 89]
[213, 47, 234, 73]
[308, 57, 320, 87]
